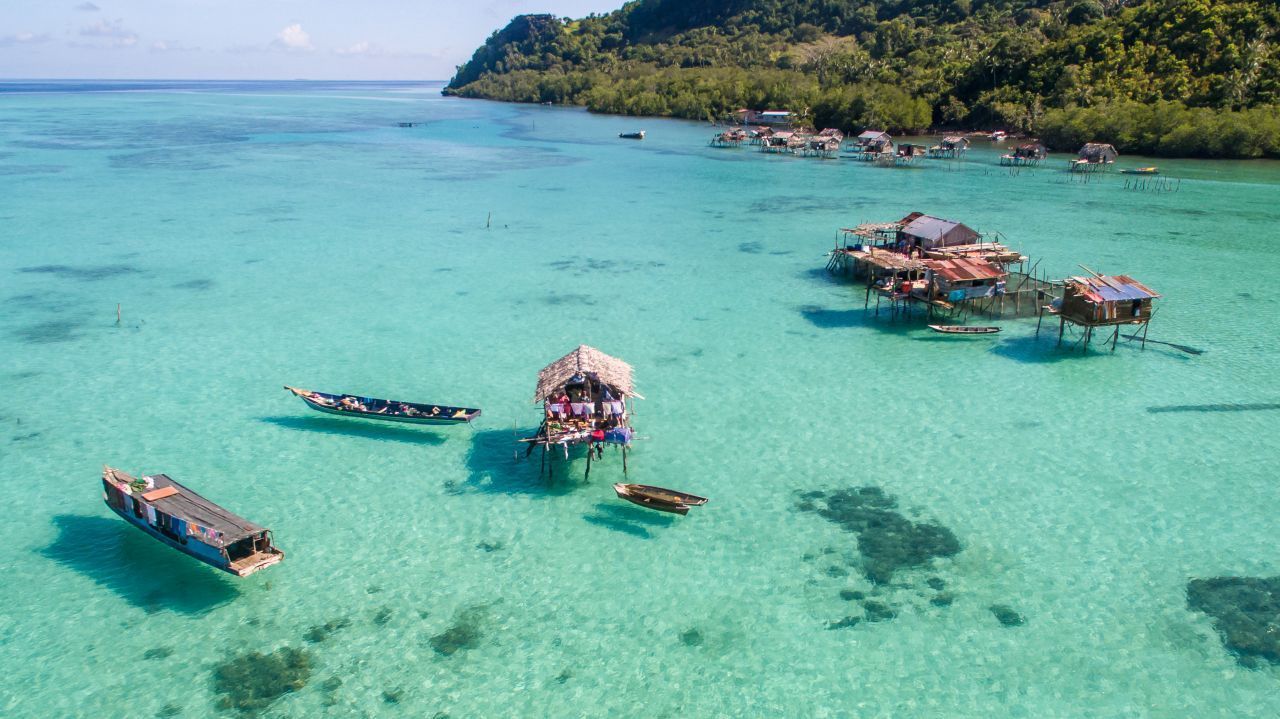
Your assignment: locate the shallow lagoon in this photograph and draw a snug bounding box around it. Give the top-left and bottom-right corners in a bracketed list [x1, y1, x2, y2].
[1, 81, 1278, 717]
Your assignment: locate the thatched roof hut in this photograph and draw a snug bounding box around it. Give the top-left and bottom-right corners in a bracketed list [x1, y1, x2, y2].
[855, 130, 893, 153]
[534, 345, 642, 402]
[1014, 143, 1047, 160]
[1077, 143, 1118, 164]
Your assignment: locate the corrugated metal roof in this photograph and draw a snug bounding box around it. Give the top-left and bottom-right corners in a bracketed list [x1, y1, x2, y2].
[1068, 275, 1160, 302]
[901, 215, 973, 242]
[925, 258, 1006, 282]
[857, 130, 890, 140]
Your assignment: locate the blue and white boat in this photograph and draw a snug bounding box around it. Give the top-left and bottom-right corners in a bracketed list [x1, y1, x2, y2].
[102, 466, 284, 577]
[285, 386, 481, 425]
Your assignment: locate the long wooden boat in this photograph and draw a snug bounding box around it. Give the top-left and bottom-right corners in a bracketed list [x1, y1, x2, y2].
[102, 467, 283, 577]
[613, 483, 708, 516]
[619, 131, 645, 140]
[1120, 166, 1159, 175]
[928, 324, 1002, 335]
[284, 386, 480, 425]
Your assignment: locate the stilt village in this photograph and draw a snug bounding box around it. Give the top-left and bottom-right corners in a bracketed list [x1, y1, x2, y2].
[707, 108, 1163, 352]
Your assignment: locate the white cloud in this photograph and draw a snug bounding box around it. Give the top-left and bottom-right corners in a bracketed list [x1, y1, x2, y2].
[273, 23, 312, 51]
[75, 2, 100, 11]
[80, 18, 138, 47]
[335, 41, 376, 56]
[0, 31, 52, 47]
[150, 40, 199, 53]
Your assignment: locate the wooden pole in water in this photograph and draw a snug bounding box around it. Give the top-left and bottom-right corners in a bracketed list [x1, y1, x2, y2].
[584, 447, 592, 480]
[622, 445, 629, 476]
[540, 443, 546, 478]
[486, 212, 492, 229]
[116, 303, 121, 326]
[1057, 316, 1065, 347]
[1111, 325, 1119, 352]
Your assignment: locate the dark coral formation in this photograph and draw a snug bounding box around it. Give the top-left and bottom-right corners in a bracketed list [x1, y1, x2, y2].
[373, 606, 393, 626]
[212, 647, 312, 714]
[679, 628, 704, 647]
[861, 600, 896, 623]
[989, 604, 1025, 627]
[930, 592, 955, 608]
[430, 605, 488, 656]
[1187, 576, 1280, 667]
[144, 646, 174, 660]
[826, 616, 860, 630]
[799, 487, 961, 584]
[303, 617, 351, 643]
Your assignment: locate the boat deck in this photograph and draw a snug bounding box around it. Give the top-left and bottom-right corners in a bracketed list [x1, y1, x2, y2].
[105, 469, 265, 548]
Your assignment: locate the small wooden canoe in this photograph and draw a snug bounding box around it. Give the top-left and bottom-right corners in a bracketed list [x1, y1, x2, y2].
[1120, 167, 1159, 175]
[619, 131, 645, 140]
[613, 483, 707, 515]
[928, 325, 1001, 335]
[284, 386, 480, 425]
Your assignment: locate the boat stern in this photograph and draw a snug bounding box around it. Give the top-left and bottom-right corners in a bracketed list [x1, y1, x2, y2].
[229, 548, 285, 577]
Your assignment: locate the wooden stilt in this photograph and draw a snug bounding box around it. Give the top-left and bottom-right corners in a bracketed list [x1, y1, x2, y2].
[1057, 316, 1065, 347]
[1110, 325, 1119, 352]
[540, 444, 546, 478]
[622, 446, 629, 476]
[585, 447, 592, 480]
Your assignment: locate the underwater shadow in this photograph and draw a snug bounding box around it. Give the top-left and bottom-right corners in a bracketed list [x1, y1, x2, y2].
[582, 513, 653, 539]
[464, 427, 582, 497]
[259, 416, 446, 446]
[1148, 402, 1280, 415]
[990, 332, 1194, 364]
[799, 304, 925, 336]
[592, 502, 678, 528]
[799, 266, 856, 288]
[986, 333, 1103, 364]
[41, 514, 240, 616]
[799, 305, 865, 330]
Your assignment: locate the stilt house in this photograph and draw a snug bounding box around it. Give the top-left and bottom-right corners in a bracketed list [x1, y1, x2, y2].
[929, 136, 970, 158]
[1043, 273, 1160, 351]
[526, 345, 642, 477]
[1071, 143, 1118, 172]
[851, 130, 893, 160]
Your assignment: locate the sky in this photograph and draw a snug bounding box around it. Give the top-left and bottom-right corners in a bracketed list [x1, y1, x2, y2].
[0, 1, 621, 80]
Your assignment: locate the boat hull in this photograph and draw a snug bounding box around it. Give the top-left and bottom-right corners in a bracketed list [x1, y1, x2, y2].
[613, 483, 707, 515]
[299, 398, 473, 425]
[928, 325, 1001, 335]
[286, 386, 480, 425]
[105, 502, 269, 577]
[616, 494, 690, 515]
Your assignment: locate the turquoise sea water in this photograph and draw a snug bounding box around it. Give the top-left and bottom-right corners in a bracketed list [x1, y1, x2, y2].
[1, 81, 1278, 718]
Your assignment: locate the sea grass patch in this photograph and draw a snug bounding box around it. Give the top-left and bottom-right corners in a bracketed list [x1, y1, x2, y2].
[430, 604, 489, 656]
[303, 617, 350, 643]
[798, 487, 961, 584]
[989, 604, 1026, 627]
[1187, 576, 1280, 667]
[212, 646, 312, 714]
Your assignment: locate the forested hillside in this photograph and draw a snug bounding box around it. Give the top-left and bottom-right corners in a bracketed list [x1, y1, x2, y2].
[445, 0, 1280, 157]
